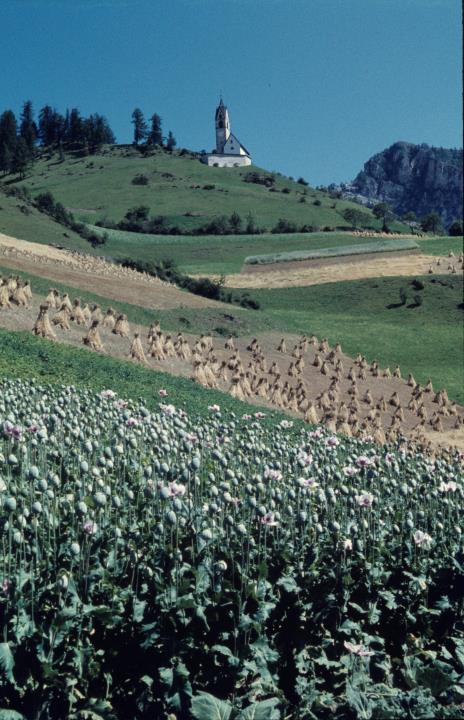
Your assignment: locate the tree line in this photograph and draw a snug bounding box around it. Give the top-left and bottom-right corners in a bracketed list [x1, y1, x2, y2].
[0, 101, 177, 178]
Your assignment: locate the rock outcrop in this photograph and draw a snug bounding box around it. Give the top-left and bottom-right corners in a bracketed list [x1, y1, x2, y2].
[351, 142, 463, 228]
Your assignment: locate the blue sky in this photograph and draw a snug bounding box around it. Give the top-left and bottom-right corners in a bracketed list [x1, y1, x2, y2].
[1, 0, 461, 185]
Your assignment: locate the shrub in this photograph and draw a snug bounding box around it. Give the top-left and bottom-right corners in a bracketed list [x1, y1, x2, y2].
[132, 173, 149, 185]
[272, 218, 298, 234]
[313, 199, 322, 206]
[297, 176, 308, 185]
[282, 187, 291, 194]
[448, 219, 463, 237]
[202, 184, 215, 190]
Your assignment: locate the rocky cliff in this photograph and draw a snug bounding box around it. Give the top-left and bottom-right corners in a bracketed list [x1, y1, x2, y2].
[351, 142, 463, 227]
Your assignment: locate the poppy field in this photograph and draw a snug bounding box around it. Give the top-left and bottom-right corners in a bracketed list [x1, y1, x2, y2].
[0, 378, 463, 719]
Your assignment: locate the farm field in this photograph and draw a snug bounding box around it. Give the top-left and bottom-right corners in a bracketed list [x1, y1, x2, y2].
[1, 248, 463, 404]
[0, 376, 463, 718]
[228, 275, 464, 404]
[6, 145, 399, 231]
[87, 227, 396, 276]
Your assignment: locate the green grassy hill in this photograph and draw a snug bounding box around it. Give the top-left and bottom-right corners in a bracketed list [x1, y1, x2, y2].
[5, 144, 405, 232]
[0, 188, 88, 250]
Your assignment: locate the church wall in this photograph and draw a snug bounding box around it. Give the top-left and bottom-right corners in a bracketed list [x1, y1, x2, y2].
[201, 154, 252, 168]
[223, 135, 247, 156]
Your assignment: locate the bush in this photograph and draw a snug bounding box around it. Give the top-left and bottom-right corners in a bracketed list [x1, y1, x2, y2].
[132, 174, 149, 185]
[202, 184, 215, 190]
[282, 187, 291, 194]
[243, 171, 275, 187]
[297, 177, 308, 185]
[448, 220, 463, 237]
[272, 218, 298, 234]
[313, 199, 322, 206]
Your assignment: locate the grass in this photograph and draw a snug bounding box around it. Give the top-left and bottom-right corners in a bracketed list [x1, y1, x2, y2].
[416, 235, 463, 256]
[228, 274, 464, 403]
[0, 188, 88, 250]
[244, 238, 419, 265]
[0, 327, 288, 424]
[5, 144, 403, 232]
[87, 227, 406, 275]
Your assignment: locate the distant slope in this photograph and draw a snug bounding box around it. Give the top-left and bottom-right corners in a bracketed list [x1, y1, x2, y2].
[351, 142, 463, 227]
[0, 188, 88, 251]
[6, 144, 398, 232]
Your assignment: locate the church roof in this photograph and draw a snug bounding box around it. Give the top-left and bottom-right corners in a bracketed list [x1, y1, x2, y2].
[228, 132, 250, 157]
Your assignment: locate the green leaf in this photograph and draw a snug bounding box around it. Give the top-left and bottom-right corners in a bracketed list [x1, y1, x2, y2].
[238, 698, 280, 719]
[0, 643, 14, 683]
[276, 575, 299, 593]
[191, 692, 233, 720]
[0, 712, 27, 720]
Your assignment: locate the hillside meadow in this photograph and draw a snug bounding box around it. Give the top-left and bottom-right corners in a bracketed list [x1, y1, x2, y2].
[6, 145, 405, 232]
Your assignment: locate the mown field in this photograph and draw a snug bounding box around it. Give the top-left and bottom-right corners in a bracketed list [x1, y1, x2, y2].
[87, 227, 396, 275]
[228, 275, 464, 404]
[1, 260, 462, 404]
[6, 145, 401, 232]
[0, 374, 463, 719]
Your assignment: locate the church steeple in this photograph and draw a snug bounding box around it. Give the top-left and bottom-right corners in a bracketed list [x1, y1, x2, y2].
[215, 97, 230, 153]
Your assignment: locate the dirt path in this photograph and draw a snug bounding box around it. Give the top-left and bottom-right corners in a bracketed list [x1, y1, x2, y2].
[1, 290, 463, 454]
[210, 254, 461, 289]
[0, 232, 221, 311]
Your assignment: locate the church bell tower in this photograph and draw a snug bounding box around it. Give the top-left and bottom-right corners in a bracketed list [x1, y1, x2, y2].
[215, 98, 230, 153]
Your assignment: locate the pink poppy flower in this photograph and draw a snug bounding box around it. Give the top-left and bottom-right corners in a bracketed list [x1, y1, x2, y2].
[260, 512, 278, 527]
[355, 492, 374, 507]
[159, 389, 168, 397]
[344, 641, 374, 657]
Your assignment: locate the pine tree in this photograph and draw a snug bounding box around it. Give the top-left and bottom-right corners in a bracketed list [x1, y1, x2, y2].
[0, 142, 13, 175]
[148, 113, 163, 145]
[11, 137, 30, 178]
[131, 108, 148, 145]
[19, 100, 38, 153]
[38, 105, 59, 146]
[166, 130, 176, 152]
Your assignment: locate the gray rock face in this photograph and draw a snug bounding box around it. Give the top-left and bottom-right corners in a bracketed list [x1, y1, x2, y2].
[352, 142, 463, 227]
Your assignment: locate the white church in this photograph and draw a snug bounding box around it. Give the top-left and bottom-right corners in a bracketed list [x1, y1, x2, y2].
[201, 98, 252, 167]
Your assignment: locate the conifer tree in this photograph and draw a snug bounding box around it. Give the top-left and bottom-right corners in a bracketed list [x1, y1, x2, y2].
[11, 137, 30, 178]
[166, 130, 176, 151]
[148, 113, 163, 145]
[19, 100, 38, 152]
[131, 108, 148, 145]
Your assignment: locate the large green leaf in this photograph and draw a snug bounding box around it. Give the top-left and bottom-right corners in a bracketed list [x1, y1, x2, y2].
[0, 643, 14, 683]
[237, 698, 280, 719]
[0, 712, 27, 720]
[191, 692, 234, 720]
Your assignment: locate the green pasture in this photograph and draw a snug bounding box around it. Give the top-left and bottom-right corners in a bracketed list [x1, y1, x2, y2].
[88, 226, 400, 275]
[229, 274, 464, 403]
[0, 189, 88, 250]
[7, 144, 393, 231]
[416, 235, 463, 256]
